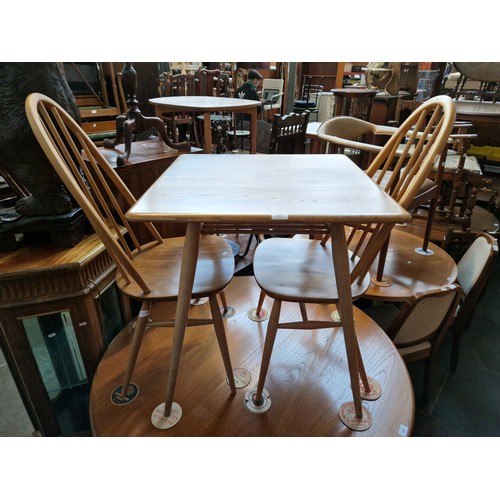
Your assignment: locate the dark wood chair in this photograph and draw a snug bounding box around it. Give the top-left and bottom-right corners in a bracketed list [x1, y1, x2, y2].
[26, 92, 237, 428]
[268, 111, 310, 154]
[198, 68, 221, 96]
[238, 112, 310, 258]
[161, 73, 200, 146]
[293, 77, 323, 121]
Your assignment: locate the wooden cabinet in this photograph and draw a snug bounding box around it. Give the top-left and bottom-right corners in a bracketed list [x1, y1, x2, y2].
[0, 233, 126, 436]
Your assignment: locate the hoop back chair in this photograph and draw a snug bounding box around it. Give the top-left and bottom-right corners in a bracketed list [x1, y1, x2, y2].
[25, 92, 236, 416]
[251, 95, 456, 407]
[318, 97, 456, 284]
[451, 232, 498, 372]
[365, 283, 462, 403]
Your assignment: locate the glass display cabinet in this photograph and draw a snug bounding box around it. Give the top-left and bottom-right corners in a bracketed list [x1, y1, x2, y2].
[0, 232, 127, 436]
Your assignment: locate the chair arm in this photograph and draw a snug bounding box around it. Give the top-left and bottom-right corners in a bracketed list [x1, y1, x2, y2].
[316, 133, 385, 153]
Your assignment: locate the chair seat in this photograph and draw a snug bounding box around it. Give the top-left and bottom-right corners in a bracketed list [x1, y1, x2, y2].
[116, 235, 235, 300]
[253, 237, 371, 303]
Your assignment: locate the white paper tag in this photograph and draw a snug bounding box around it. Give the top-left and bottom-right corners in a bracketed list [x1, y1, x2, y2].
[272, 214, 288, 220]
[399, 424, 409, 436]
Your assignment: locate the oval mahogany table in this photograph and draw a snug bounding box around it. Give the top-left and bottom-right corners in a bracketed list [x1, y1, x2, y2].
[89, 277, 415, 437]
[150, 96, 261, 154]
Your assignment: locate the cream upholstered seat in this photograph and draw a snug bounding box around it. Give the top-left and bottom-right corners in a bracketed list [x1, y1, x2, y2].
[25, 92, 237, 425]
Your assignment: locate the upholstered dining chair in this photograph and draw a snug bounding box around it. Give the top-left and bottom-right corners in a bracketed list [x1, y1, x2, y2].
[250, 95, 456, 407]
[364, 283, 462, 403]
[25, 92, 237, 419]
[450, 232, 498, 372]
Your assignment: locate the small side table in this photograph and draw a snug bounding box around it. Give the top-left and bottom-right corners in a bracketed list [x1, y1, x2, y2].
[331, 88, 379, 121]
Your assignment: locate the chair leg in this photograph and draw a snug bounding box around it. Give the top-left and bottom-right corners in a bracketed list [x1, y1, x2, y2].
[422, 356, 437, 405]
[299, 302, 308, 321]
[219, 291, 229, 314]
[119, 300, 152, 397]
[209, 295, 236, 394]
[375, 237, 390, 283]
[255, 299, 282, 404]
[450, 324, 463, 373]
[421, 196, 439, 253]
[255, 290, 266, 317]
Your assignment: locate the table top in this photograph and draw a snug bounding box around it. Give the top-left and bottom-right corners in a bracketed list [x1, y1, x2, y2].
[306, 121, 322, 137]
[331, 88, 379, 96]
[126, 154, 410, 225]
[149, 95, 262, 112]
[455, 100, 500, 117]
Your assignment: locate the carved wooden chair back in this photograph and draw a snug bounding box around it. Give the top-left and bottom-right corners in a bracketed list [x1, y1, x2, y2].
[198, 69, 221, 96]
[268, 112, 310, 154]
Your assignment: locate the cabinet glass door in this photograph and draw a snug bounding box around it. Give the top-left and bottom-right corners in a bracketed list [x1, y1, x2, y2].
[22, 311, 90, 435]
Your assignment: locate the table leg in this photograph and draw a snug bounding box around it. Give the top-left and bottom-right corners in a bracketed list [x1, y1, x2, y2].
[163, 222, 201, 416]
[203, 111, 212, 154]
[328, 223, 364, 419]
[249, 109, 257, 154]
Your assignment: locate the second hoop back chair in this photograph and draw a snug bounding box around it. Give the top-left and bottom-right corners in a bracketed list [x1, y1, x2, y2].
[317, 112, 447, 278]
[25, 92, 237, 427]
[364, 283, 462, 403]
[250, 95, 456, 408]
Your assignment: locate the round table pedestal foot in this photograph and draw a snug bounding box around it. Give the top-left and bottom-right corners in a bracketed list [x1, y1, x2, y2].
[339, 402, 372, 431]
[244, 388, 272, 414]
[151, 402, 183, 429]
[359, 376, 382, 401]
[228, 367, 252, 389]
[248, 307, 269, 322]
[221, 306, 236, 318]
[415, 247, 434, 256]
[111, 383, 139, 405]
[371, 276, 392, 287]
[190, 297, 209, 306]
